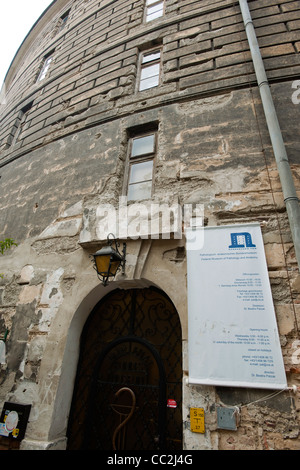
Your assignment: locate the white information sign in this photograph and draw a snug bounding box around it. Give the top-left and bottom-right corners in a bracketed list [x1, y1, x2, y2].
[186, 223, 287, 390]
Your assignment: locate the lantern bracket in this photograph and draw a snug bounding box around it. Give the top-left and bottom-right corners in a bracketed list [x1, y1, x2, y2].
[90, 233, 126, 286]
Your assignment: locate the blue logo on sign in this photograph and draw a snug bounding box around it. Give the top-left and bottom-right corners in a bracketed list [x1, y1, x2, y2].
[229, 232, 256, 249]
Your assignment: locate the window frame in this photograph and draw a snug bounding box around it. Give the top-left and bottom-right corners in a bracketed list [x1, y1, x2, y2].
[36, 51, 54, 82]
[57, 9, 70, 34]
[9, 101, 33, 146]
[144, 0, 164, 22]
[124, 130, 158, 202]
[136, 48, 162, 93]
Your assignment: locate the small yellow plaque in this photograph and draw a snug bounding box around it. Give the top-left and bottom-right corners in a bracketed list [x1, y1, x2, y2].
[190, 407, 205, 433]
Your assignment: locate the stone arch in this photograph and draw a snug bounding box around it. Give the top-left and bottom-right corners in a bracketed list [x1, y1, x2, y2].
[66, 284, 183, 450]
[47, 277, 182, 448]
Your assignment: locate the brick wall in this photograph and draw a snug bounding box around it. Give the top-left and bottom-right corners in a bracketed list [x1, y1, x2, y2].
[0, 0, 299, 451]
[0, 0, 298, 244]
[0, 0, 299, 171]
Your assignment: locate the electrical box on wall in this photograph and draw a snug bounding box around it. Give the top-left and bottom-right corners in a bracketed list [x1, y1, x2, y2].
[217, 407, 238, 431]
[0, 402, 31, 441]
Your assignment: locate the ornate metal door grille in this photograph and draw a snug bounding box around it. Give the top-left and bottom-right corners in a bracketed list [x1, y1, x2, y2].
[67, 287, 182, 450]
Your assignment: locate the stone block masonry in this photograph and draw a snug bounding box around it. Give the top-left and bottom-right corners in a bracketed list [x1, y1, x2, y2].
[1, 0, 300, 160]
[0, 0, 299, 451]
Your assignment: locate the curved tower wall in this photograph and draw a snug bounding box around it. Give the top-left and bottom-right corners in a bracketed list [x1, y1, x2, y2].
[0, 0, 300, 450]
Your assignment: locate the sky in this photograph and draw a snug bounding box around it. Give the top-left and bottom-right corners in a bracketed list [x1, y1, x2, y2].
[0, 0, 54, 88]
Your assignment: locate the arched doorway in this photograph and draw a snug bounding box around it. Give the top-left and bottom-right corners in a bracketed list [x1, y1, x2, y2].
[67, 287, 182, 450]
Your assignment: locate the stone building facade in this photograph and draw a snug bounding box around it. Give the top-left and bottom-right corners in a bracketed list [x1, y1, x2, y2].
[0, 0, 300, 450]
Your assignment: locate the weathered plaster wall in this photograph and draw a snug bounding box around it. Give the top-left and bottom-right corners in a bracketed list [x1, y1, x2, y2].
[0, 0, 300, 451]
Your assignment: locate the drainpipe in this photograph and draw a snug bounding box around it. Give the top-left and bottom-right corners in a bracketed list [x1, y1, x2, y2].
[239, 0, 300, 269]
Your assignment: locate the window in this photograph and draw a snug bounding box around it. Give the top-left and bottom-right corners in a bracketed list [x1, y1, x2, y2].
[127, 132, 157, 201]
[145, 0, 164, 22]
[57, 9, 70, 33]
[10, 101, 33, 146]
[138, 49, 161, 91]
[37, 51, 54, 82]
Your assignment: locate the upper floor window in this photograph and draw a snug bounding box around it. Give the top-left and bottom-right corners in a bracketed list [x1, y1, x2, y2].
[127, 131, 157, 201]
[138, 49, 161, 92]
[10, 101, 33, 146]
[57, 9, 70, 33]
[37, 51, 54, 82]
[145, 0, 164, 22]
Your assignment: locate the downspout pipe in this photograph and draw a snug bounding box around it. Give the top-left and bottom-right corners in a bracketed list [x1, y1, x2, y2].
[239, 0, 300, 269]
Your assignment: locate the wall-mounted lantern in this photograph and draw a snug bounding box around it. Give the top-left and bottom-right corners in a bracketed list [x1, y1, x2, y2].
[91, 233, 126, 286]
